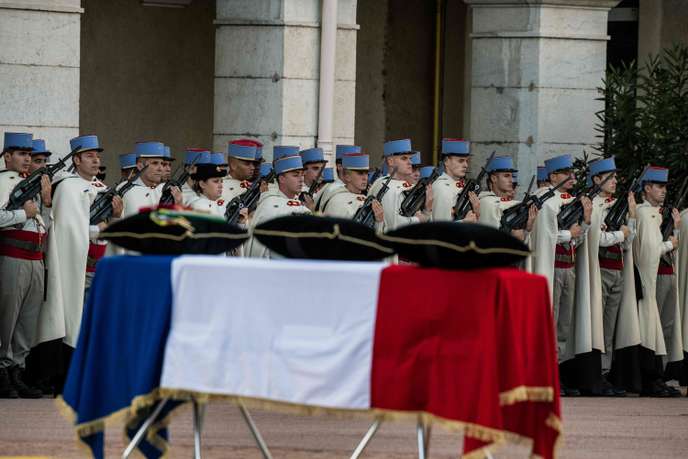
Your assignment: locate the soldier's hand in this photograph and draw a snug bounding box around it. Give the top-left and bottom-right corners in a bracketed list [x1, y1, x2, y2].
[526, 204, 538, 232]
[569, 223, 583, 239]
[372, 199, 384, 223]
[462, 210, 478, 223]
[170, 186, 182, 205]
[23, 200, 39, 219]
[581, 196, 592, 224]
[672, 208, 681, 229]
[260, 181, 269, 193]
[111, 195, 124, 218]
[40, 175, 52, 207]
[468, 191, 480, 218]
[511, 229, 526, 241]
[627, 192, 637, 219]
[424, 184, 433, 213]
[670, 235, 679, 249]
[302, 194, 315, 211]
[238, 207, 249, 224]
[415, 210, 430, 223]
[620, 224, 630, 239]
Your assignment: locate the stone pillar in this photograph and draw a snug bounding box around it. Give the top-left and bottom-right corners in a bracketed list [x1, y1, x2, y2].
[464, 0, 619, 183]
[0, 0, 82, 159]
[213, 0, 358, 161]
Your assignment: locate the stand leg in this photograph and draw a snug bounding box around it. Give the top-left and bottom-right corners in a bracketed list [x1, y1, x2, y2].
[238, 401, 273, 459]
[122, 397, 169, 459]
[416, 417, 426, 459]
[350, 419, 382, 459]
[485, 451, 495, 459]
[423, 422, 432, 457]
[192, 398, 203, 459]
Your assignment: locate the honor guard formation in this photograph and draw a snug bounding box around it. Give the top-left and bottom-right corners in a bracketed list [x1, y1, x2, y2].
[1, 132, 687, 399]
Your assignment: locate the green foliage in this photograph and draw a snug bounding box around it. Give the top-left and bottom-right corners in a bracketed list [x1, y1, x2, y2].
[595, 44, 688, 195]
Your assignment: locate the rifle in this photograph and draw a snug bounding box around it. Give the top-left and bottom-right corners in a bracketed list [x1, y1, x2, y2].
[159, 156, 200, 205]
[399, 166, 440, 217]
[500, 176, 568, 232]
[660, 176, 688, 241]
[366, 164, 384, 194]
[604, 164, 650, 232]
[453, 151, 496, 221]
[89, 166, 147, 225]
[225, 170, 276, 225]
[557, 171, 614, 229]
[5, 144, 81, 210]
[299, 165, 326, 204]
[353, 170, 395, 228]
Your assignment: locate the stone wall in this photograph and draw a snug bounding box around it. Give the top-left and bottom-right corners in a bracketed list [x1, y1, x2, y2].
[80, 0, 215, 176]
[638, 0, 688, 61]
[0, 0, 82, 160]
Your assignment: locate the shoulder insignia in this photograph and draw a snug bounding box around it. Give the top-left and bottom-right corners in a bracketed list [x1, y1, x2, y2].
[287, 200, 302, 207]
[217, 199, 225, 206]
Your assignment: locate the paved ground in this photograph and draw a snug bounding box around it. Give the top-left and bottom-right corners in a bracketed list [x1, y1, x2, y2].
[1, 396, 688, 458]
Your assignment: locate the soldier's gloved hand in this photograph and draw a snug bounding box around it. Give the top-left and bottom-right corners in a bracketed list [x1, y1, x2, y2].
[620, 225, 630, 239]
[627, 192, 637, 219]
[526, 204, 538, 232]
[23, 200, 39, 219]
[238, 207, 249, 224]
[511, 229, 526, 241]
[260, 181, 269, 193]
[424, 184, 433, 214]
[170, 186, 182, 205]
[302, 194, 316, 211]
[581, 196, 592, 225]
[468, 191, 480, 219]
[111, 195, 124, 218]
[670, 235, 679, 249]
[462, 210, 478, 223]
[569, 223, 583, 239]
[371, 199, 384, 223]
[672, 208, 681, 230]
[40, 174, 52, 207]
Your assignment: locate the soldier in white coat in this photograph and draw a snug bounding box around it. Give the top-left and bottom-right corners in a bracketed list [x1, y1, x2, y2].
[368, 139, 432, 230]
[531, 154, 593, 396]
[121, 141, 181, 219]
[39, 135, 123, 367]
[322, 153, 384, 227]
[316, 145, 361, 211]
[246, 155, 311, 258]
[221, 140, 258, 204]
[431, 138, 478, 223]
[633, 166, 682, 397]
[478, 156, 536, 241]
[585, 157, 637, 396]
[180, 149, 208, 205]
[0, 132, 51, 398]
[187, 163, 229, 218]
[119, 153, 137, 181]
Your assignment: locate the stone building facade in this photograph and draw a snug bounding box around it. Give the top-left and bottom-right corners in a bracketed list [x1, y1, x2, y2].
[1, 0, 687, 182]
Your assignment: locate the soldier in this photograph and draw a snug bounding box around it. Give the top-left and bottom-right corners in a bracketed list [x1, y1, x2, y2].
[537, 165, 550, 189]
[38, 135, 123, 387]
[431, 138, 479, 222]
[509, 171, 519, 200]
[409, 151, 422, 184]
[246, 155, 311, 258]
[0, 132, 50, 398]
[181, 149, 208, 205]
[300, 148, 327, 191]
[322, 153, 383, 227]
[634, 166, 682, 397]
[121, 141, 181, 219]
[368, 139, 431, 230]
[221, 142, 258, 204]
[119, 153, 137, 180]
[478, 156, 536, 240]
[531, 154, 592, 396]
[28, 139, 51, 174]
[317, 145, 361, 210]
[187, 163, 230, 218]
[161, 145, 174, 182]
[585, 157, 635, 396]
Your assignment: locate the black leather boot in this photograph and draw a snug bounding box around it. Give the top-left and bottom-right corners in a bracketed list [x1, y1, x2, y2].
[0, 367, 18, 398]
[9, 366, 42, 399]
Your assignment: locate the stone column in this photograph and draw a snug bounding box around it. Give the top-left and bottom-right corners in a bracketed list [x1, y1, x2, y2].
[213, 0, 358, 161]
[464, 0, 619, 183]
[0, 0, 82, 159]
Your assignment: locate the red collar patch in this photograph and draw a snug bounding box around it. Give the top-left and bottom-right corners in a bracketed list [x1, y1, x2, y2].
[240, 180, 250, 189]
[500, 197, 512, 202]
[217, 199, 225, 206]
[287, 200, 302, 207]
[456, 180, 465, 188]
[605, 197, 614, 203]
[403, 181, 412, 188]
[560, 193, 571, 199]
